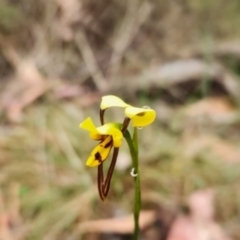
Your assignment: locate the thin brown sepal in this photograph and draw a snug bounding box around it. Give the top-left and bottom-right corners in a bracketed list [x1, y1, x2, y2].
[103, 148, 119, 198]
[97, 164, 105, 201]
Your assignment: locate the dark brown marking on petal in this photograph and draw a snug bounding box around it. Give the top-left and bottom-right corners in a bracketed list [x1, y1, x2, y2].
[104, 140, 113, 148]
[136, 112, 146, 117]
[95, 152, 102, 163]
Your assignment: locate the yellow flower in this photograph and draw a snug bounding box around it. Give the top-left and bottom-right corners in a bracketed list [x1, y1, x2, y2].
[79, 117, 123, 167]
[79, 95, 156, 200]
[100, 95, 156, 127]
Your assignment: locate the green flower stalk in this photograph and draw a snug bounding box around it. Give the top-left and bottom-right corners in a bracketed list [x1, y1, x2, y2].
[124, 128, 141, 240]
[79, 95, 156, 239]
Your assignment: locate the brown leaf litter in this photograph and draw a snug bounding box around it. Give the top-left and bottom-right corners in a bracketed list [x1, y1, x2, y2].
[78, 210, 157, 234]
[167, 189, 231, 240]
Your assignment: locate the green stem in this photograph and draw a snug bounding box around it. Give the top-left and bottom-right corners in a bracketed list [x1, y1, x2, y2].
[124, 129, 141, 240]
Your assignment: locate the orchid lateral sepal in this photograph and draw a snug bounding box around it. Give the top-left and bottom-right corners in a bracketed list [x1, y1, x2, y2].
[97, 164, 105, 201]
[97, 147, 119, 201]
[103, 147, 119, 198]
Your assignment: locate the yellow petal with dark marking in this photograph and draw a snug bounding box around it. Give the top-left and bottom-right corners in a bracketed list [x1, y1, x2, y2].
[125, 106, 156, 127]
[86, 136, 113, 167]
[96, 123, 123, 147]
[89, 132, 103, 140]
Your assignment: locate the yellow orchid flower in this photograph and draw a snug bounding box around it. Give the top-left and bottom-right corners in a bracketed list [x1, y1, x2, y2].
[100, 95, 156, 127]
[80, 117, 123, 200]
[79, 117, 123, 167]
[80, 95, 156, 201]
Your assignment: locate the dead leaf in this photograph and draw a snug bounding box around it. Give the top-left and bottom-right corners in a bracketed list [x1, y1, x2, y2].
[54, 0, 81, 41]
[78, 210, 157, 234]
[183, 134, 240, 163]
[188, 189, 214, 222]
[54, 83, 84, 99]
[0, 186, 23, 240]
[111, 60, 240, 103]
[167, 215, 231, 240]
[179, 40, 240, 60]
[1, 60, 47, 122]
[0, 213, 13, 240]
[167, 190, 231, 240]
[184, 97, 236, 124]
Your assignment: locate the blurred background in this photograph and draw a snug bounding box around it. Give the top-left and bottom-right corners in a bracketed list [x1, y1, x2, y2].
[0, 0, 240, 239]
